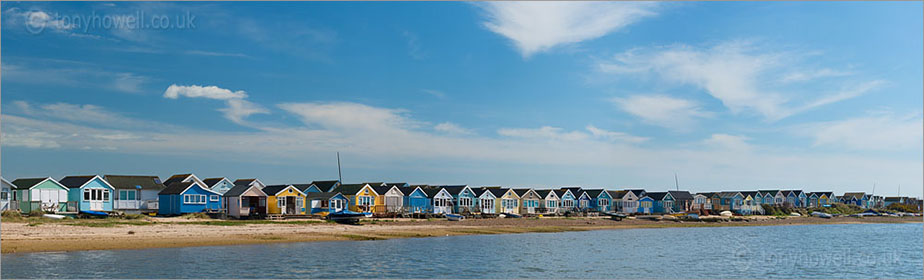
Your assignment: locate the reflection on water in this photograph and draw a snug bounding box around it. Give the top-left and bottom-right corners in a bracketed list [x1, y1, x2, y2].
[3, 223, 921, 279]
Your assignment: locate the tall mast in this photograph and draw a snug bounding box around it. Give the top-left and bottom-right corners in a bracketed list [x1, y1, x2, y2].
[337, 152, 343, 183]
[674, 173, 679, 191]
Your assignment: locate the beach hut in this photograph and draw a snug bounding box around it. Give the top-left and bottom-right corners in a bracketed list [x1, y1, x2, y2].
[422, 187, 454, 214]
[607, 190, 626, 213]
[668, 191, 693, 213]
[59, 175, 115, 212]
[740, 191, 760, 215]
[440, 185, 477, 214]
[11, 177, 70, 214]
[158, 181, 223, 215]
[233, 178, 267, 190]
[536, 189, 560, 215]
[223, 183, 267, 218]
[307, 192, 348, 215]
[554, 189, 576, 213]
[645, 192, 675, 214]
[292, 184, 322, 194]
[334, 183, 380, 213]
[814, 192, 835, 207]
[575, 191, 592, 211]
[311, 180, 341, 192]
[163, 174, 207, 189]
[783, 190, 807, 208]
[513, 188, 542, 215]
[1, 177, 12, 211]
[263, 185, 308, 215]
[485, 188, 519, 215]
[372, 185, 405, 214]
[104, 175, 166, 213]
[841, 192, 870, 208]
[472, 188, 496, 214]
[399, 186, 431, 214]
[693, 192, 721, 212]
[637, 196, 654, 214]
[719, 191, 744, 212]
[758, 190, 784, 206]
[203, 177, 235, 195]
[583, 189, 612, 212]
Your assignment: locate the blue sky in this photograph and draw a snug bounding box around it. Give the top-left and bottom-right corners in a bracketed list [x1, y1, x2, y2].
[2, 2, 921, 197]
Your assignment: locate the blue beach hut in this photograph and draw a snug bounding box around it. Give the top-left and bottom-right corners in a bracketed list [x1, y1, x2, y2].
[158, 181, 222, 215]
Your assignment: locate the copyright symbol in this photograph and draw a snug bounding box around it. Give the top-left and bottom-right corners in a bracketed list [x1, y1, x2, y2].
[25, 11, 48, 34]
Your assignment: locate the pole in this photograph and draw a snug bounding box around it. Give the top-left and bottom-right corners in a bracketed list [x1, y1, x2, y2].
[674, 173, 679, 191]
[337, 152, 343, 183]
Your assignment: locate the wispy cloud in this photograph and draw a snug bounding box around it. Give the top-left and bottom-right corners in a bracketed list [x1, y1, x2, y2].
[611, 95, 712, 131]
[586, 125, 649, 143]
[3, 101, 920, 194]
[435, 122, 474, 135]
[597, 41, 885, 121]
[183, 50, 250, 58]
[794, 112, 923, 151]
[402, 30, 425, 60]
[421, 89, 447, 99]
[2, 62, 149, 94]
[478, 2, 658, 57]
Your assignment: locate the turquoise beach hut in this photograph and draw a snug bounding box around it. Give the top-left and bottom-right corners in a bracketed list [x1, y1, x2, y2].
[554, 189, 576, 213]
[59, 175, 115, 213]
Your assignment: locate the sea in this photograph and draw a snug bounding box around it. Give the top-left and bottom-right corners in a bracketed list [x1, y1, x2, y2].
[2, 223, 921, 279]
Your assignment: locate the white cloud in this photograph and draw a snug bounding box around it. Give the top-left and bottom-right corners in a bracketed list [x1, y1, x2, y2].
[478, 2, 658, 57]
[164, 84, 248, 100]
[163, 84, 267, 125]
[435, 122, 474, 135]
[586, 125, 648, 143]
[3, 102, 921, 196]
[797, 113, 923, 151]
[2, 62, 148, 94]
[597, 41, 883, 121]
[112, 73, 146, 93]
[611, 95, 711, 131]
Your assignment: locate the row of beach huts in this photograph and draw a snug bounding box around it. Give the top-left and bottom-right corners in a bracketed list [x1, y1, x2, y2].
[1, 173, 921, 219]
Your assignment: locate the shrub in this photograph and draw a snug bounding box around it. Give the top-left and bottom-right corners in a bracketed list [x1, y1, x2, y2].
[886, 203, 919, 213]
[1, 210, 23, 220]
[122, 214, 147, 220]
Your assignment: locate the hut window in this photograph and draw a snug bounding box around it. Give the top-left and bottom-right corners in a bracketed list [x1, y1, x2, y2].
[1, 191, 7, 200]
[459, 197, 472, 207]
[210, 195, 219, 202]
[103, 190, 109, 201]
[84, 189, 91, 200]
[296, 197, 304, 208]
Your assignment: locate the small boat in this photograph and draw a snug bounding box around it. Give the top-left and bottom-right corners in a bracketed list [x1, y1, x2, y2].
[503, 213, 522, 218]
[811, 211, 833, 219]
[789, 212, 801, 217]
[43, 214, 66, 220]
[80, 210, 109, 217]
[445, 213, 465, 221]
[327, 211, 366, 224]
[719, 211, 733, 217]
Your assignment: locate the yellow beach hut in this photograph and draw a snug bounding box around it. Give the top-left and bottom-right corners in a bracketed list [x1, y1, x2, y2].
[263, 184, 307, 215]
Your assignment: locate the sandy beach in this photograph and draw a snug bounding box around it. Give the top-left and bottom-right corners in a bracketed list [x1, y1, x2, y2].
[2, 215, 919, 254]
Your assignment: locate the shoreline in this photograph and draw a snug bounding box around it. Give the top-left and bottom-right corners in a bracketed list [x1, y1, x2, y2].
[2, 216, 920, 254]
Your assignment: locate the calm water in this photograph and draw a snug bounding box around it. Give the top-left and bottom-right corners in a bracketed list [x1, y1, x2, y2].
[2, 223, 921, 279]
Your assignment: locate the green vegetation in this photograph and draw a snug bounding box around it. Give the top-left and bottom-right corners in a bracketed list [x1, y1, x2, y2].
[886, 203, 920, 213]
[794, 203, 864, 215]
[180, 212, 210, 219]
[760, 204, 795, 216]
